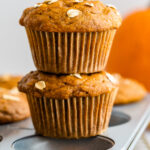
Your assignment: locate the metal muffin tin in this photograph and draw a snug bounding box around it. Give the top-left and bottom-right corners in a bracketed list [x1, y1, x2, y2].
[0, 95, 150, 150]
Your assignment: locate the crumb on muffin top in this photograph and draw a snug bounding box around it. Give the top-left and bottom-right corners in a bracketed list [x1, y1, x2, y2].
[18, 71, 118, 99]
[19, 0, 122, 32]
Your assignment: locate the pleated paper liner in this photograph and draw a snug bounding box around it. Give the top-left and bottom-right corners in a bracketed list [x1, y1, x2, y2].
[26, 28, 116, 74]
[26, 89, 118, 139]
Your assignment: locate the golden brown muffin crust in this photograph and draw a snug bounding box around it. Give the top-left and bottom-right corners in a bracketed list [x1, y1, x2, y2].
[18, 71, 118, 99]
[114, 74, 147, 105]
[19, 0, 122, 32]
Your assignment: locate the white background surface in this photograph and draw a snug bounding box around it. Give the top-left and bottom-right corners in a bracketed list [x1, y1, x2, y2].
[0, 0, 149, 74]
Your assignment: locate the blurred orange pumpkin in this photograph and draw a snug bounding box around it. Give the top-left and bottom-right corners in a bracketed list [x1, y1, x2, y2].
[107, 9, 150, 91]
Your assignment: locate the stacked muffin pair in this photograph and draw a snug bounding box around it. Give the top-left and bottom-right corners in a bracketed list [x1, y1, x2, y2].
[18, 0, 122, 139]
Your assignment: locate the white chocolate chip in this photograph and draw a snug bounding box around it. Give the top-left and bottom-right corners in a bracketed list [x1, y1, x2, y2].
[34, 3, 42, 8]
[10, 87, 19, 95]
[106, 73, 118, 84]
[73, 0, 83, 3]
[70, 74, 82, 79]
[116, 11, 121, 16]
[35, 81, 46, 90]
[2, 94, 20, 102]
[106, 4, 120, 16]
[84, 2, 94, 7]
[46, 0, 58, 4]
[67, 9, 81, 18]
[106, 4, 116, 9]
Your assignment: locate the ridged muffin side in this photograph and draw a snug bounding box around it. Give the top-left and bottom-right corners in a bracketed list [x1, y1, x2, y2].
[18, 71, 118, 138]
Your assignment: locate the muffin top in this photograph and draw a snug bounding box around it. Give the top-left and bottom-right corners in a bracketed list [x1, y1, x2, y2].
[18, 71, 118, 99]
[19, 0, 122, 32]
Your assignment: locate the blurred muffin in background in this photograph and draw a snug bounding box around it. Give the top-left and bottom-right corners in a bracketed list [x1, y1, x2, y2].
[0, 75, 30, 124]
[0, 75, 22, 89]
[114, 74, 147, 105]
[107, 9, 150, 91]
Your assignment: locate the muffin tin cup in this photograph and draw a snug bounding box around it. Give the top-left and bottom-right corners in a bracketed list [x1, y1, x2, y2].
[25, 28, 116, 74]
[26, 89, 118, 139]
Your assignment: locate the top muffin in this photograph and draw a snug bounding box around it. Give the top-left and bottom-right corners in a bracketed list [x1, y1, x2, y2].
[20, 0, 122, 32]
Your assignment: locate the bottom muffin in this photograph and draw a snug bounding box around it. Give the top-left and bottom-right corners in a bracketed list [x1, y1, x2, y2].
[18, 71, 118, 139]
